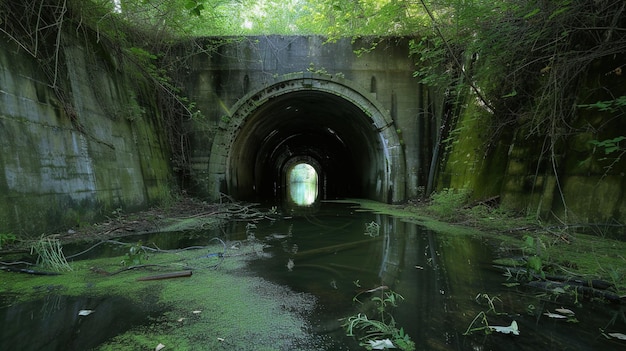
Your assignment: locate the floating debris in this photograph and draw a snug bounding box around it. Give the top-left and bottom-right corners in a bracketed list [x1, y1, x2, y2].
[78, 310, 95, 316]
[554, 307, 575, 316]
[544, 311, 568, 319]
[368, 338, 395, 349]
[136, 271, 192, 281]
[608, 332, 626, 341]
[489, 321, 520, 335]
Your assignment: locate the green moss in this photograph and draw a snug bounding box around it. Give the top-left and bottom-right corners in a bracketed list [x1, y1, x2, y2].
[439, 94, 509, 200]
[0, 241, 323, 350]
[542, 233, 626, 292]
[337, 198, 482, 237]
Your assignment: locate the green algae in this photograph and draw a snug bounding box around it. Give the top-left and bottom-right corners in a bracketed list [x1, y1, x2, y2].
[334, 198, 483, 237]
[0, 240, 325, 351]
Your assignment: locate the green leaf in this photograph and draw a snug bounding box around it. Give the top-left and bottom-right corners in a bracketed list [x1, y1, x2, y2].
[523, 8, 540, 19]
[502, 90, 517, 98]
[185, 0, 197, 10]
[527, 256, 542, 273]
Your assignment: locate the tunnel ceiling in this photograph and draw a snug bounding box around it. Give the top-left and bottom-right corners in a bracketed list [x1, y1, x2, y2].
[230, 90, 380, 201]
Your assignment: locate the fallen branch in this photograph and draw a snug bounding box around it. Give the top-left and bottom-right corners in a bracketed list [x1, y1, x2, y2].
[294, 237, 382, 259]
[526, 280, 623, 304]
[0, 266, 61, 276]
[137, 270, 193, 281]
[90, 264, 165, 276]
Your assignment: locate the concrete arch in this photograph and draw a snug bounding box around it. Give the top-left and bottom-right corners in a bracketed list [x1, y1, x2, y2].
[207, 72, 406, 203]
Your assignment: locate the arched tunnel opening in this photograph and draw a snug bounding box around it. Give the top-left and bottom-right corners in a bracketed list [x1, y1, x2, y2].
[209, 75, 405, 205]
[285, 161, 319, 206]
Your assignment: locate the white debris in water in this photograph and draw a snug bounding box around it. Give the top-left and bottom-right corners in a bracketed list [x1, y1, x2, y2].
[489, 321, 520, 335]
[286, 258, 295, 271]
[78, 310, 94, 316]
[368, 339, 396, 349]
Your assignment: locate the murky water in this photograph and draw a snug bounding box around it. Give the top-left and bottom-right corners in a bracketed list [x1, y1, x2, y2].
[0, 294, 162, 351]
[234, 202, 626, 350]
[1, 201, 624, 350]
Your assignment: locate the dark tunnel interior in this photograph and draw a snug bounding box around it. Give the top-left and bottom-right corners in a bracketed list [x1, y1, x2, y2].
[227, 90, 385, 204]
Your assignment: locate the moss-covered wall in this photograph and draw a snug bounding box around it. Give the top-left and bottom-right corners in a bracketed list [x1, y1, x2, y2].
[438, 97, 511, 200]
[0, 33, 173, 236]
[439, 55, 626, 224]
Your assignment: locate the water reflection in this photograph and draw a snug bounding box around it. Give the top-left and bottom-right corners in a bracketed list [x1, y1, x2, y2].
[242, 202, 626, 351]
[2, 203, 624, 350]
[0, 295, 160, 351]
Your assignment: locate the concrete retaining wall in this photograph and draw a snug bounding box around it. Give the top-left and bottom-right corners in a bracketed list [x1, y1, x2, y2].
[0, 34, 173, 235]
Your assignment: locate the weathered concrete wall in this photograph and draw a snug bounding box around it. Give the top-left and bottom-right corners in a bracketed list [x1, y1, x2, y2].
[0, 34, 173, 235]
[179, 36, 432, 202]
[439, 55, 626, 224]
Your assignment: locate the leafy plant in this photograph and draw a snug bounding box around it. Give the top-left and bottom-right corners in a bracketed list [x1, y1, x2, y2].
[343, 289, 415, 351]
[463, 311, 491, 335]
[589, 136, 626, 155]
[110, 207, 124, 222]
[428, 188, 471, 220]
[122, 241, 146, 266]
[522, 235, 546, 279]
[0, 233, 17, 250]
[587, 135, 626, 179]
[464, 293, 519, 336]
[578, 96, 626, 113]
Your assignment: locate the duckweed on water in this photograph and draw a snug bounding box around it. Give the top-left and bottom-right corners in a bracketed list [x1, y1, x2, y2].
[0, 239, 327, 351]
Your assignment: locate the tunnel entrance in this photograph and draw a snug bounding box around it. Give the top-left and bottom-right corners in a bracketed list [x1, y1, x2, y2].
[207, 73, 405, 203]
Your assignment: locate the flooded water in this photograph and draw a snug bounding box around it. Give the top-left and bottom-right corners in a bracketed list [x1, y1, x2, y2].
[1, 201, 624, 350]
[235, 202, 626, 350]
[0, 294, 162, 351]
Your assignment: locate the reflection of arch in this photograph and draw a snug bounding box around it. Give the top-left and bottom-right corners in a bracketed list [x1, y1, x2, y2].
[207, 72, 406, 203]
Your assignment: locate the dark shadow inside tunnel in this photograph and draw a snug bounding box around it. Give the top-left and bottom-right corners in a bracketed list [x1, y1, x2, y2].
[230, 91, 383, 203]
[209, 75, 405, 204]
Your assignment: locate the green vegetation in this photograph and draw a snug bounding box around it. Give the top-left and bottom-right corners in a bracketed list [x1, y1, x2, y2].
[427, 188, 471, 221]
[463, 294, 518, 336]
[3, 0, 623, 224]
[343, 288, 415, 351]
[1, 237, 321, 350]
[30, 236, 73, 272]
[0, 233, 16, 250]
[121, 241, 147, 266]
[354, 192, 626, 298]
